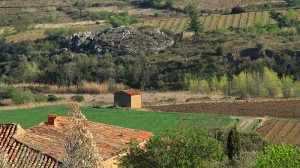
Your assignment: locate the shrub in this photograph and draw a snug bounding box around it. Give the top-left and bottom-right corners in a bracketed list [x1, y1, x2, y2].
[10, 88, 36, 104]
[108, 13, 136, 27]
[34, 93, 48, 102]
[216, 46, 225, 55]
[71, 95, 85, 102]
[48, 94, 61, 102]
[120, 126, 223, 167]
[231, 6, 246, 14]
[256, 144, 300, 167]
[285, 0, 300, 7]
[90, 11, 111, 21]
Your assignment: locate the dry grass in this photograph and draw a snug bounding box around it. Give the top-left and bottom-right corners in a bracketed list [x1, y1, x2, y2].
[13, 82, 125, 94]
[6, 24, 104, 42]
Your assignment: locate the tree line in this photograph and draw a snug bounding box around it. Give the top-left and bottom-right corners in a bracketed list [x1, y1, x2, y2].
[186, 67, 300, 98]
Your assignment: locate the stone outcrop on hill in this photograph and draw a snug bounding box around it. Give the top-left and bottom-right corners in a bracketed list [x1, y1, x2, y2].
[69, 26, 174, 56]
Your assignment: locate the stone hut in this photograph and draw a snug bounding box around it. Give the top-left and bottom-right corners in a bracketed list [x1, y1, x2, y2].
[181, 31, 195, 39]
[114, 89, 142, 109]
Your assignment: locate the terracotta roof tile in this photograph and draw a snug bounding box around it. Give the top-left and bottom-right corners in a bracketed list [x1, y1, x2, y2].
[1, 117, 152, 167]
[0, 124, 61, 168]
[119, 89, 141, 96]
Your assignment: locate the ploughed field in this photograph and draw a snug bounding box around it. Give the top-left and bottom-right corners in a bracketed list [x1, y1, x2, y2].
[255, 120, 300, 145]
[147, 100, 300, 118]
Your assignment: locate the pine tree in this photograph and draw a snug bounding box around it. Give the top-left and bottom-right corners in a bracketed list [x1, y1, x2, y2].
[188, 13, 204, 34]
[227, 126, 241, 160]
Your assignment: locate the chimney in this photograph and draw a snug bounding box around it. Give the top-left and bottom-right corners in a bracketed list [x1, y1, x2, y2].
[48, 114, 57, 125]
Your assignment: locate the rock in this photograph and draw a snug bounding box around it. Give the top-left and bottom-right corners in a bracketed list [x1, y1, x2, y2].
[69, 32, 93, 51]
[68, 26, 174, 56]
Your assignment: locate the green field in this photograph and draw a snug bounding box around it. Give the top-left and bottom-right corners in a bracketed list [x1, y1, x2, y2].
[0, 106, 235, 135]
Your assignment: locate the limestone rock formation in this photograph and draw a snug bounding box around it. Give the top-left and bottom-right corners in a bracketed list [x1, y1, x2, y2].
[69, 26, 174, 56]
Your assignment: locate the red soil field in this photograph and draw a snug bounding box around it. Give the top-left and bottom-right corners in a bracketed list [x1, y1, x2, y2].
[146, 100, 300, 118]
[255, 120, 300, 145]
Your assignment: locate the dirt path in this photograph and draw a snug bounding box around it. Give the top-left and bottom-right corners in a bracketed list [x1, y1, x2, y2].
[232, 116, 267, 132]
[33, 20, 107, 29]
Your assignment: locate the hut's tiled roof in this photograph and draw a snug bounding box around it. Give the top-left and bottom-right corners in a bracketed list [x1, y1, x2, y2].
[118, 89, 141, 96]
[0, 117, 152, 167]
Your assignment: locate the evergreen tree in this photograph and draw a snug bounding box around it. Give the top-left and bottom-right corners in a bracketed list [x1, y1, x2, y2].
[227, 126, 241, 160]
[188, 13, 204, 34]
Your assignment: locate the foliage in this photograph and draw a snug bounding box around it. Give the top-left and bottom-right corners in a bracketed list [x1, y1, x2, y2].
[12, 15, 32, 33]
[147, 0, 176, 8]
[227, 126, 241, 160]
[188, 11, 204, 34]
[184, 3, 198, 16]
[90, 11, 112, 21]
[47, 94, 61, 102]
[285, 0, 300, 7]
[282, 75, 294, 98]
[120, 126, 223, 167]
[62, 103, 102, 168]
[108, 13, 136, 27]
[261, 67, 282, 97]
[231, 6, 246, 14]
[10, 88, 36, 104]
[71, 95, 85, 102]
[256, 144, 300, 168]
[277, 9, 297, 27]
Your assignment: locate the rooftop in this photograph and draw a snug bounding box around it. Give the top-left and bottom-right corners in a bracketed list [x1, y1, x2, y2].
[118, 89, 141, 96]
[0, 116, 152, 167]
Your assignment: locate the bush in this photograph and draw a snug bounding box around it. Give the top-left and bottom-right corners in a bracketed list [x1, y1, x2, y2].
[216, 46, 225, 55]
[10, 88, 36, 104]
[48, 94, 61, 102]
[285, 0, 300, 7]
[90, 11, 111, 21]
[256, 144, 300, 167]
[231, 6, 246, 14]
[34, 93, 48, 102]
[108, 13, 136, 28]
[71, 95, 85, 102]
[120, 126, 223, 167]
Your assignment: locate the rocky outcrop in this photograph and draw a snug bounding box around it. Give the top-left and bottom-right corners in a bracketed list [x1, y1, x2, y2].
[69, 26, 174, 56]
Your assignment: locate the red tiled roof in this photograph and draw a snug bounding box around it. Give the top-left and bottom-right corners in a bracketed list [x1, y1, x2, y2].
[1, 117, 152, 167]
[120, 89, 141, 96]
[0, 124, 61, 168]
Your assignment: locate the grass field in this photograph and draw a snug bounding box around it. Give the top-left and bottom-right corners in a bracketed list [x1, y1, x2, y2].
[0, 106, 235, 135]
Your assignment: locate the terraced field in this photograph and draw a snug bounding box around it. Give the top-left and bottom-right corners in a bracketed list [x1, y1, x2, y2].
[256, 120, 300, 145]
[174, 0, 284, 10]
[138, 9, 300, 34]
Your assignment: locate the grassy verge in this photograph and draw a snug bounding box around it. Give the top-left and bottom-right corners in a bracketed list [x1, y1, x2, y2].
[0, 106, 235, 135]
[244, 119, 260, 133]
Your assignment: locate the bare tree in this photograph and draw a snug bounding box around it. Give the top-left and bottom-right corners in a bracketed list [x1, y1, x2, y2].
[62, 103, 102, 168]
